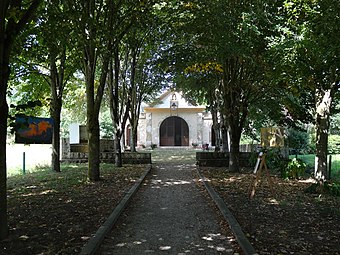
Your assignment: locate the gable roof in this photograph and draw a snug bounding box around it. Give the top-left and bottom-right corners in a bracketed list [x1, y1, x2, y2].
[145, 90, 205, 110]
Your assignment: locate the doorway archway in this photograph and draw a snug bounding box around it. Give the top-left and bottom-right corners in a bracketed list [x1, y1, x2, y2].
[159, 116, 189, 146]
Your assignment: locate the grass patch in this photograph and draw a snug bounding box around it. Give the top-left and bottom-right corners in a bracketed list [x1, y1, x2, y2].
[6, 144, 52, 177]
[7, 163, 133, 194]
[290, 154, 340, 181]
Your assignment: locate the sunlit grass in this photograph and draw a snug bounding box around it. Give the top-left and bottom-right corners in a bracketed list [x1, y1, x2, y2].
[290, 154, 340, 181]
[7, 163, 134, 193]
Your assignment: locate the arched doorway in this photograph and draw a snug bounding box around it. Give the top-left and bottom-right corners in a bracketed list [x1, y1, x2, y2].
[160, 116, 189, 146]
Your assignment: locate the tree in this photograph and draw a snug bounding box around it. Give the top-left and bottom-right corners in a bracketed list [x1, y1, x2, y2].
[67, 0, 117, 180]
[105, 1, 152, 166]
[60, 76, 87, 134]
[108, 45, 130, 167]
[0, 0, 41, 240]
[128, 47, 167, 152]
[124, 10, 167, 152]
[68, 0, 148, 173]
[167, 1, 276, 171]
[13, 0, 77, 172]
[175, 63, 226, 150]
[124, 30, 148, 153]
[311, 0, 340, 181]
[269, 0, 340, 182]
[287, 128, 310, 154]
[44, 2, 78, 172]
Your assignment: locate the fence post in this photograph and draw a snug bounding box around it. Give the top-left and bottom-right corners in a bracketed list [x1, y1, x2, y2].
[22, 152, 26, 175]
[328, 154, 332, 179]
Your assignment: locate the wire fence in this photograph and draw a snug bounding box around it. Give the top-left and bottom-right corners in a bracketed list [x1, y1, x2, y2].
[294, 154, 340, 181]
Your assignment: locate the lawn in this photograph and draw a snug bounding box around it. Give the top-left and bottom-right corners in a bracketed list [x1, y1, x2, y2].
[6, 143, 340, 181]
[6, 144, 52, 176]
[291, 154, 340, 180]
[6, 145, 198, 176]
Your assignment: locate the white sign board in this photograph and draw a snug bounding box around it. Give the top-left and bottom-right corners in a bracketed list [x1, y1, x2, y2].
[69, 123, 80, 144]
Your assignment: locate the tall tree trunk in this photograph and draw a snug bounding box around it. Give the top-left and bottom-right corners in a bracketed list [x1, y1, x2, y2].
[128, 49, 138, 153]
[129, 99, 140, 153]
[109, 48, 123, 167]
[84, 52, 100, 181]
[228, 124, 242, 172]
[211, 108, 220, 151]
[88, 117, 100, 180]
[221, 57, 251, 172]
[83, 41, 109, 181]
[315, 88, 332, 182]
[114, 130, 122, 167]
[109, 47, 130, 166]
[0, 11, 10, 240]
[221, 128, 229, 152]
[0, 76, 9, 240]
[130, 124, 138, 152]
[116, 112, 129, 166]
[85, 59, 108, 181]
[219, 113, 229, 152]
[0, 0, 41, 240]
[50, 50, 65, 173]
[51, 101, 62, 172]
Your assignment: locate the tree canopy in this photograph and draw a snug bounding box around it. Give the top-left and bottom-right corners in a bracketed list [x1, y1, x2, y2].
[1, 0, 339, 240]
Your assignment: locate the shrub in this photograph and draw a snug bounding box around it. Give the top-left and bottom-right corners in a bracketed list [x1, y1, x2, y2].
[282, 158, 306, 179]
[287, 128, 310, 154]
[249, 152, 259, 167]
[324, 181, 340, 196]
[305, 181, 340, 197]
[265, 148, 289, 174]
[249, 148, 289, 175]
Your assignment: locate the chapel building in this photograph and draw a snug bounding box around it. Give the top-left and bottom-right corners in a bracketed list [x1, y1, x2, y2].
[130, 90, 214, 148]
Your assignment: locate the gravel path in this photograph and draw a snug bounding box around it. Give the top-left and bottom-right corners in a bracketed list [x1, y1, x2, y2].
[99, 163, 237, 254]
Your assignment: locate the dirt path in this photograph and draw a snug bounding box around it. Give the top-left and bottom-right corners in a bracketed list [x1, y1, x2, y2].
[99, 163, 239, 254]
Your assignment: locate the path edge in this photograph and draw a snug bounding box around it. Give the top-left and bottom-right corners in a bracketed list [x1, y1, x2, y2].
[196, 167, 258, 255]
[80, 164, 152, 255]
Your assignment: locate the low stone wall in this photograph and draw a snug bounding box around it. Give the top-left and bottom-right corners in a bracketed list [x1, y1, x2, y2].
[239, 144, 260, 152]
[196, 152, 253, 167]
[62, 152, 151, 164]
[121, 152, 152, 164]
[62, 138, 115, 154]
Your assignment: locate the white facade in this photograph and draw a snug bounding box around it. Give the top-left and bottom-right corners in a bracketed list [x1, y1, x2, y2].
[136, 91, 213, 148]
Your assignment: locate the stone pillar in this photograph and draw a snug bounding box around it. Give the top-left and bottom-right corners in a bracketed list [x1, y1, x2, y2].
[61, 138, 70, 160]
[197, 113, 203, 145]
[146, 113, 152, 147]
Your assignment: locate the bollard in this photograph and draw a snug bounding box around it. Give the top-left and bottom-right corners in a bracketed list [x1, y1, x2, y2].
[23, 152, 26, 175]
